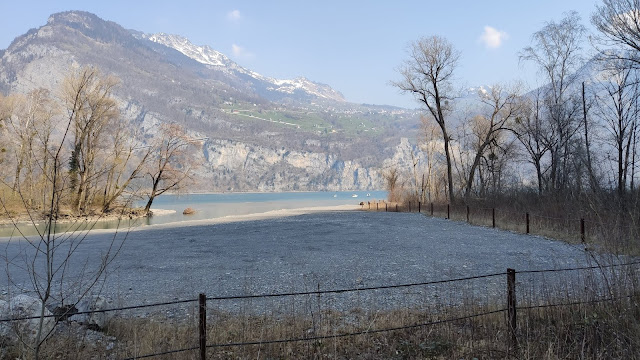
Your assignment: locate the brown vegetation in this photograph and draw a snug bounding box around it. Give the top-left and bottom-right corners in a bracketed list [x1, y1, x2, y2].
[4, 264, 637, 359]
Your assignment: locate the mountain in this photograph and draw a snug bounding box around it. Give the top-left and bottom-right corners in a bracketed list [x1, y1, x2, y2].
[0, 11, 419, 192]
[140, 32, 345, 103]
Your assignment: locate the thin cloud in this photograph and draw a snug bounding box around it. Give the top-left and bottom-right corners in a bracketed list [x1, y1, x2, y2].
[227, 10, 241, 22]
[232, 44, 254, 59]
[479, 26, 509, 49]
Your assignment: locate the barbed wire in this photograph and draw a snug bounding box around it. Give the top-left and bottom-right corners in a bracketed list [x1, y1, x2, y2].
[105, 290, 640, 359]
[420, 203, 640, 243]
[518, 293, 637, 311]
[474, 206, 496, 212]
[205, 271, 506, 301]
[582, 218, 640, 231]
[204, 308, 508, 349]
[0, 297, 198, 323]
[528, 213, 580, 222]
[122, 308, 507, 359]
[517, 260, 640, 274]
[425, 203, 588, 223]
[121, 345, 199, 360]
[0, 272, 506, 323]
[2, 260, 638, 324]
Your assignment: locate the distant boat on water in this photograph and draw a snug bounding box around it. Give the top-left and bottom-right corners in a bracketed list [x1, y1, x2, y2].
[366, 193, 371, 197]
[352, 194, 358, 198]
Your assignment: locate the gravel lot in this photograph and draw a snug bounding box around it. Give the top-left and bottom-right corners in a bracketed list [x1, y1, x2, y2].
[1, 210, 596, 314]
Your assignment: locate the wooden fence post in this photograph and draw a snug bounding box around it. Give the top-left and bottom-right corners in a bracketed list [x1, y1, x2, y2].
[409, 202, 412, 212]
[492, 208, 496, 228]
[385, 203, 388, 212]
[466, 205, 470, 223]
[581, 218, 585, 243]
[526, 213, 530, 234]
[447, 204, 450, 219]
[507, 269, 518, 353]
[396, 204, 398, 212]
[376, 202, 379, 211]
[199, 293, 207, 360]
[419, 202, 421, 213]
[430, 202, 434, 216]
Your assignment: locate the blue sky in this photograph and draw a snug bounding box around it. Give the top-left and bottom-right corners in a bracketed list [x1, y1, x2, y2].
[1, 1, 600, 108]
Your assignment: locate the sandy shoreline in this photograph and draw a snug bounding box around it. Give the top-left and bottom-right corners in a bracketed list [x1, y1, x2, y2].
[0, 205, 361, 239]
[132, 204, 361, 232]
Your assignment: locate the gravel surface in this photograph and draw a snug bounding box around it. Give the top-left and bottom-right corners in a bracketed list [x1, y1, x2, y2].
[1, 210, 598, 315]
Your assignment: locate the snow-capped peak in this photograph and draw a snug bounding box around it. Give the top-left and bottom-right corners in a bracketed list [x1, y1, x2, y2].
[146, 33, 229, 67]
[468, 85, 492, 97]
[143, 32, 344, 102]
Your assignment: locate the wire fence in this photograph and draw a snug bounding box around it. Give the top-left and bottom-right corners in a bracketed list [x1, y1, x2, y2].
[2, 202, 639, 358]
[2, 260, 638, 359]
[365, 200, 640, 248]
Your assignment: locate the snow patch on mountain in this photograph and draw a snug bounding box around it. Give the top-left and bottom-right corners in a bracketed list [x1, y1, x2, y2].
[147, 33, 228, 67]
[143, 32, 344, 102]
[466, 85, 492, 97]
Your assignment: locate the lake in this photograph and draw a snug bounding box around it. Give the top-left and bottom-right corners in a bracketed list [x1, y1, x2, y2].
[0, 191, 387, 238]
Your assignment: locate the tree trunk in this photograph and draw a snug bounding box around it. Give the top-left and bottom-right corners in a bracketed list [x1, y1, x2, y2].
[582, 82, 596, 191]
[534, 156, 543, 195]
[143, 196, 155, 214]
[144, 171, 163, 213]
[443, 135, 455, 203]
[465, 143, 488, 199]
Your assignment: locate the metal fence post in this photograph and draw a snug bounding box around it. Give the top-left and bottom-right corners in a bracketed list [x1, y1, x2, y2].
[526, 213, 530, 234]
[419, 202, 421, 213]
[507, 269, 518, 353]
[447, 204, 450, 219]
[199, 293, 207, 360]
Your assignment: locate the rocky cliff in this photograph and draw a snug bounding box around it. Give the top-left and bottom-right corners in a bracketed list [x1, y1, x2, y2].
[0, 11, 419, 192]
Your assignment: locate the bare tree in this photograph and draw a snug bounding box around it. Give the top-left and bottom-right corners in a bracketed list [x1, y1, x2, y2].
[582, 81, 599, 191]
[520, 11, 586, 192]
[463, 85, 523, 198]
[382, 167, 402, 203]
[63, 67, 119, 214]
[393, 36, 460, 203]
[143, 124, 201, 213]
[2, 90, 57, 207]
[592, 0, 640, 65]
[100, 123, 152, 213]
[418, 119, 444, 203]
[511, 90, 551, 194]
[594, 58, 640, 196]
[482, 136, 519, 195]
[1, 85, 127, 360]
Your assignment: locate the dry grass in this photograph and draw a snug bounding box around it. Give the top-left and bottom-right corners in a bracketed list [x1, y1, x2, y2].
[3, 265, 639, 359]
[382, 192, 640, 256]
[12, 288, 633, 360]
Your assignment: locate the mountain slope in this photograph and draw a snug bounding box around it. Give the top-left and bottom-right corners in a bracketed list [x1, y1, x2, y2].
[142, 32, 345, 103]
[0, 10, 418, 192]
